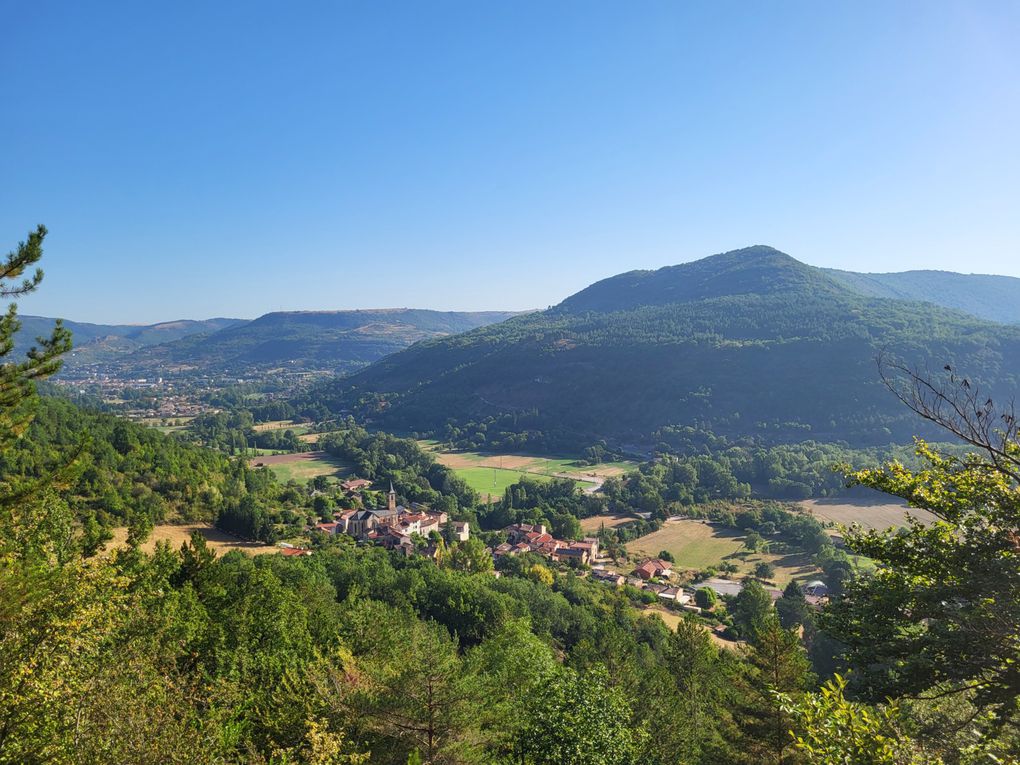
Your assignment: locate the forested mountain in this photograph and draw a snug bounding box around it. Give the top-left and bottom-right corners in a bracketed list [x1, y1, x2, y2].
[16, 315, 245, 366]
[302, 246, 1020, 451]
[825, 267, 1020, 324]
[112, 308, 521, 376]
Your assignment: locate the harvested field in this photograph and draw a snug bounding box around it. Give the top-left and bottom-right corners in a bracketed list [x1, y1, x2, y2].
[800, 498, 936, 530]
[580, 514, 634, 533]
[628, 520, 744, 570]
[253, 420, 295, 432]
[477, 454, 534, 470]
[109, 524, 275, 555]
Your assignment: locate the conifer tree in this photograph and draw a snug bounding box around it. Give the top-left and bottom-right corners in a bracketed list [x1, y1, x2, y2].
[0, 225, 71, 454]
[734, 612, 813, 764]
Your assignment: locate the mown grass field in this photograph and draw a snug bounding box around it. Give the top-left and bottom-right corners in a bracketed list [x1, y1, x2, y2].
[626, 519, 819, 586]
[453, 466, 555, 498]
[419, 443, 638, 498]
[248, 451, 353, 483]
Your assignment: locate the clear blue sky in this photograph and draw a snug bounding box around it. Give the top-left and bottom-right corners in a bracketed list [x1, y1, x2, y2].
[2, 1, 1019, 323]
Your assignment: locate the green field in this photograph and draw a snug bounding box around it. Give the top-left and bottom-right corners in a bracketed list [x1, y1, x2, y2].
[249, 451, 354, 483]
[419, 443, 638, 497]
[454, 466, 555, 498]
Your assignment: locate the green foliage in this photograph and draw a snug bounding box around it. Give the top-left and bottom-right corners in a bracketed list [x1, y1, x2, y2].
[1, 397, 235, 526]
[7, 231, 1020, 761]
[731, 579, 774, 640]
[695, 587, 717, 609]
[446, 537, 494, 574]
[0, 225, 71, 455]
[754, 560, 776, 580]
[734, 613, 813, 764]
[776, 580, 811, 629]
[824, 440, 1020, 714]
[512, 665, 646, 765]
[824, 267, 1020, 325]
[321, 425, 477, 512]
[778, 675, 930, 764]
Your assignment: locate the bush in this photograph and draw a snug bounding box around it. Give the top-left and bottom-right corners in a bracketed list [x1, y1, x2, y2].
[695, 587, 717, 609]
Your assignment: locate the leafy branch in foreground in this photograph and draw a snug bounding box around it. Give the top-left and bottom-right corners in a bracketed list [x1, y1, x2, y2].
[824, 361, 1020, 736]
[777, 674, 927, 764]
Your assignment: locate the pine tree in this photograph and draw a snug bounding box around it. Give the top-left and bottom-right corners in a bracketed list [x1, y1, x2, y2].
[776, 580, 811, 629]
[0, 225, 72, 454]
[734, 612, 813, 764]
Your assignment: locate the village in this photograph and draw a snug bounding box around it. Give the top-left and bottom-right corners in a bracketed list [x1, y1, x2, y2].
[283, 479, 831, 625]
[302, 481, 471, 558]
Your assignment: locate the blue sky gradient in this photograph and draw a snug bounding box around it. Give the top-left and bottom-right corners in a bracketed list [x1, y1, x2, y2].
[2, 1, 1018, 323]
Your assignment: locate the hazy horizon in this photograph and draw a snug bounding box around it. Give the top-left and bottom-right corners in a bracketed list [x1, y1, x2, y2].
[15, 247, 1020, 326]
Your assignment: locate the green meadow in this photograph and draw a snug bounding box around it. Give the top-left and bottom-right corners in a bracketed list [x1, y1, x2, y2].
[454, 466, 555, 499]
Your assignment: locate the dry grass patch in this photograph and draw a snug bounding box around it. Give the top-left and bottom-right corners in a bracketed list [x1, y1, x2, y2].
[628, 520, 745, 570]
[640, 606, 738, 650]
[626, 519, 819, 586]
[580, 514, 634, 533]
[253, 420, 295, 432]
[800, 498, 935, 530]
[109, 524, 276, 555]
[476, 454, 535, 470]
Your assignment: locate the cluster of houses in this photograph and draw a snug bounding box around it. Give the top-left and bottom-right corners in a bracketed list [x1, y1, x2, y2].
[590, 557, 696, 608]
[312, 482, 470, 557]
[591, 560, 827, 615]
[490, 523, 600, 566]
[292, 481, 833, 617]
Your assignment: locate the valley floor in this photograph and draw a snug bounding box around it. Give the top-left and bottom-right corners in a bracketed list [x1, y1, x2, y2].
[418, 441, 638, 499]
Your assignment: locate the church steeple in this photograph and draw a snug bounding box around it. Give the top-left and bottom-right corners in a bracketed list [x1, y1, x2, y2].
[388, 482, 397, 512]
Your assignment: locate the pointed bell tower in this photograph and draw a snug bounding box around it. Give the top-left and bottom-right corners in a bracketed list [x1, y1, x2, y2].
[388, 482, 397, 512]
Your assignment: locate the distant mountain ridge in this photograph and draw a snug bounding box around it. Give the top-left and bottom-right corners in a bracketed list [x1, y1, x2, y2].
[824, 268, 1020, 324]
[301, 246, 1020, 451]
[15, 315, 246, 366]
[107, 309, 522, 377]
